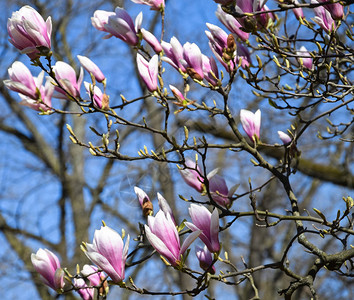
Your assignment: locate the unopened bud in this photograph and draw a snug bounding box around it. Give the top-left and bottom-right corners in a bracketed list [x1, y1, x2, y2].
[142, 200, 154, 217]
[102, 94, 109, 110]
[227, 34, 236, 53]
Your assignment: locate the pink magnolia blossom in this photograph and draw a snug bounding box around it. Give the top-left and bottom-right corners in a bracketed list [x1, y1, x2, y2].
[202, 55, 220, 86]
[134, 186, 153, 216]
[84, 82, 105, 109]
[131, 0, 165, 11]
[207, 169, 231, 208]
[77, 55, 105, 83]
[179, 158, 204, 192]
[84, 226, 129, 283]
[318, 0, 343, 20]
[169, 85, 185, 102]
[91, 10, 115, 32]
[205, 23, 251, 70]
[141, 29, 162, 53]
[240, 109, 261, 142]
[216, 5, 249, 41]
[4, 61, 53, 111]
[157, 192, 176, 224]
[20, 77, 54, 111]
[136, 53, 158, 92]
[182, 42, 204, 80]
[185, 204, 220, 253]
[258, 4, 275, 27]
[4, 61, 39, 99]
[278, 131, 292, 145]
[196, 245, 216, 274]
[92, 8, 141, 45]
[7, 6, 52, 59]
[312, 0, 336, 33]
[291, 0, 304, 19]
[161, 37, 186, 72]
[74, 278, 94, 300]
[145, 210, 200, 266]
[74, 265, 106, 300]
[81, 264, 105, 287]
[53, 61, 83, 99]
[296, 46, 313, 70]
[235, 0, 274, 30]
[31, 248, 65, 292]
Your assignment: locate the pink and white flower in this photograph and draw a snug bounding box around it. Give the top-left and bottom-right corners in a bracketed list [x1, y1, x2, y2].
[207, 170, 231, 208]
[4, 61, 53, 111]
[131, 0, 165, 11]
[77, 55, 105, 83]
[240, 109, 261, 142]
[92, 8, 141, 46]
[84, 226, 129, 283]
[196, 245, 216, 274]
[179, 158, 204, 192]
[53, 61, 83, 99]
[136, 54, 159, 92]
[312, 0, 336, 33]
[7, 6, 52, 59]
[185, 204, 220, 253]
[141, 29, 162, 53]
[278, 131, 292, 145]
[31, 248, 65, 292]
[145, 210, 200, 266]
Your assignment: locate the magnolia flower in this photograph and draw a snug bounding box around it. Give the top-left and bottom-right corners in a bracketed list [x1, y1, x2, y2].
[205, 23, 251, 71]
[207, 170, 231, 208]
[141, 29, 162, 53]
[75, 265, 106, 300]
[91, 10, 115, 32]
[52, 61, 83, 99]
[215, 5, 249, 41]
[312, 0, 336, 33]
[31, 248, 65, 292]
[134, 186, 153, 216]
[278, 131, 292, 145]
[318, 0, 343, 20]
[234, 0, 274, 31]
[92, 8, 141, 45]
[161, 37, 186, 72]
[196, 245, 216, 274]
[4, 61, 39, 99]
[20, 77, 54, 111]
[145, 210, 200, 266]
[179, 158, 204, 192]
[169, 85, 185, 102]
[7, 6, 52, 59]
[74, 278, 94, 300]
[157, 192, 175, 224]
[182, 42, 204, 80]
[202, 55, 220, 86]
[84, 226, 129, 283]
[287, 0, 304, 20]
[185, 204, 220, 253]
[77, 55, 105, 83]
[84, 82, 107, 109]
[4, 61, 53, 111]
[240, 109, 261, 142]
[136, 54, 158, 92]
[131, 0, 165, 11]
[296, 46, 313, 70]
